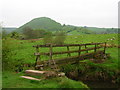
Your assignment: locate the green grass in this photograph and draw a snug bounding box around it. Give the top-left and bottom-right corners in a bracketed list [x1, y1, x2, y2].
[2, 33, 119, 88]
[4, 34, 118, 63]
[61, 47, 119, 73]
[2, 34, 119, 70]
[2, 71, 89, 88]
[65, 34, 118, 44]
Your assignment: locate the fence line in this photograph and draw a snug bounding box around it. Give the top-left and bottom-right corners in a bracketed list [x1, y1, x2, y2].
[33, 42, 106, 67]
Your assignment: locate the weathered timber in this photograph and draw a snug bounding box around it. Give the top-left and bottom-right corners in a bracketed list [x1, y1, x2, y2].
[67, 46, 71, 56]
[25, 70, 57, 76]
[33, 42, 107, 70]
[35, 47, 40, 66]
[21, 76, 41, 81]
[25, 70, 46, 74]
[94, 44, 97, 52]
[85, 45, 88, 53]
[49, 44, 53, 67]
[78, 46, 81, 56]
[35, 50, 105, 68]
[21, 70, 65, 81]
[104, 42, 107, 54]
[34, 46, 103, 56]
[33, 43, 103, 47]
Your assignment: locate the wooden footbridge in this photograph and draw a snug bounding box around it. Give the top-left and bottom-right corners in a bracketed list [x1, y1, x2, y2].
[21, 42, 107, 81]
[33, 42, 107, 70]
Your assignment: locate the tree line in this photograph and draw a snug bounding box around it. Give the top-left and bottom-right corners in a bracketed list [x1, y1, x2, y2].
[2, 26, 67, 45]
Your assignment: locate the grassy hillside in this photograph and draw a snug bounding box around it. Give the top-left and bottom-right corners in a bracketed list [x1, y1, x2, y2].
[16, 17, 96, 34]
[62, 25, 95, 35]
[86, 27, 118, 34]
[15, 17, 118, 35]
[16, 17, 62, 32]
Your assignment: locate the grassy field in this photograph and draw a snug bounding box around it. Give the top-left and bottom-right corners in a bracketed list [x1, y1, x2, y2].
[2, 71, 88, 88]
[2, 34, 119, 88]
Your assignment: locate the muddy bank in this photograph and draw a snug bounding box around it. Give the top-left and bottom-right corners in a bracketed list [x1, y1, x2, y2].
[83, 81, 118, 88]
[64, 70, 119, 88]
[13, 60, 119, 88]
[60, 61, 119, 88]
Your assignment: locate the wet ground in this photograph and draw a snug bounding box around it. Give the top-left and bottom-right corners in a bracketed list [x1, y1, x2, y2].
[83, 81, 119, 89]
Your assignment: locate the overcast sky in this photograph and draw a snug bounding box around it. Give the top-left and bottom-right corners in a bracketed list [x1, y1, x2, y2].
[0, 0, 119, 28]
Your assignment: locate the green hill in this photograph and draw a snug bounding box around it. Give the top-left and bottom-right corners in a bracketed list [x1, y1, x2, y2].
[16, 17, 118, 34]
[16, 17, 95, 34]
[16, 17, 62, 32]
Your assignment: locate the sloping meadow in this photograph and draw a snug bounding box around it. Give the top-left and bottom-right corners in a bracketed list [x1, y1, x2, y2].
[2, 34, 119, 88]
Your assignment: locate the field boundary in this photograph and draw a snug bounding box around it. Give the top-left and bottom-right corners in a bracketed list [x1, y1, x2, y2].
[33, 42, 107, 69]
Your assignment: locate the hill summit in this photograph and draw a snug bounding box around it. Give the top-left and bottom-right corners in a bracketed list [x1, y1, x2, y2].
[17, 17, 62, 32]
[16, 17, 118, 34]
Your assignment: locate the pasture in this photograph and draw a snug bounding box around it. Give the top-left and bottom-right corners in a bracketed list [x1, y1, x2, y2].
[2, 34, 119, 88]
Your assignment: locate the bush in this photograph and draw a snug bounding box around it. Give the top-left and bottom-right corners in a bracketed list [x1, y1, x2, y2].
[23, 27, 47, 39]
[2, 38, 21, 71]
[43, 31, 66, 45]
[9, 32, 21, 39]
[43, 32, 53, 44]
[53, 31, 66, 45]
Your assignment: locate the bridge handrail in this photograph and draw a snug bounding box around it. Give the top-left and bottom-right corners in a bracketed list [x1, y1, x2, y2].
[33, 42, 107, 67]
[33, 42, 104, 47]
[34, 46, 103, 56]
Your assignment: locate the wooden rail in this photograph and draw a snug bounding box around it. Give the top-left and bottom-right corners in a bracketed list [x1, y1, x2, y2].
[35, 50, 105, 68]
[34, 46, 103, 56]
[33, 43, 103, 47]
[33, 42, 106, 69]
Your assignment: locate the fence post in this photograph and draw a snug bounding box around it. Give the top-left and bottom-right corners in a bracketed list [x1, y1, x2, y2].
[104, 42, 106, 54]
[35, 46, 40, 66]
[94, 44, 97, 52]
[78, 45, 81, 56]
[85, 44, 88, 53]
[49, 44, 53, 67]
[67, 46, 71, 56]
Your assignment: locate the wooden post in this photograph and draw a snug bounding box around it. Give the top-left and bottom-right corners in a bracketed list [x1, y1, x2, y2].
[78, 46, 81, 56]
[94, 44, 97, 52]
[104, 42, 106, 54]
[85, 45, 88, 53]
[35, 46, 40, 66]
[49, 44, 53, 67]
[67, 46, 71, 56]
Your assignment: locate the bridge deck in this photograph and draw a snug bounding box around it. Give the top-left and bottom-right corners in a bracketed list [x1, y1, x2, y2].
[35, 50, 105, 69]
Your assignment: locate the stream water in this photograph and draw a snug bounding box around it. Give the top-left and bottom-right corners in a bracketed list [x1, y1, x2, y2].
[66, 73, 119, 89]
[82, 81, 119, 89]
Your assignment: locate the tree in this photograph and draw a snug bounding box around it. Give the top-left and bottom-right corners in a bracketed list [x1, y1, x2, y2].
[63, 24, 66, 27]
[43, 32, 53, 44]
[23, 27, 34, 39]
[10, 32, 20, 39]
[43, 31, 66, 45]
[34, 29, 46, 38]
[23, 27, 48, 39]
[53, 31, 66, 44]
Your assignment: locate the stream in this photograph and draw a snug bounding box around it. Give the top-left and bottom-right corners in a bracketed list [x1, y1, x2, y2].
[65, 72, 119, 89]
[82, 80, 119, 89]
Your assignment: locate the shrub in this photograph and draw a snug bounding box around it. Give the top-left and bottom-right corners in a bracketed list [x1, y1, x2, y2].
[43, 32, 53, 44]
[53, 31, 66, 45]
[2, 38, 20, 71]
